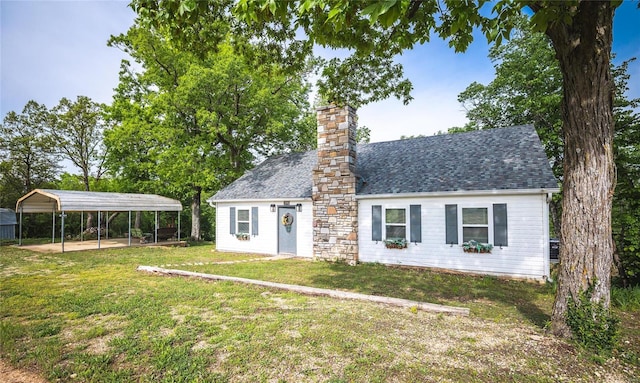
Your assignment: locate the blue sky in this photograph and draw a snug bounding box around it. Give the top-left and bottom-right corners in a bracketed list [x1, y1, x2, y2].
[2, 1, 639, 144]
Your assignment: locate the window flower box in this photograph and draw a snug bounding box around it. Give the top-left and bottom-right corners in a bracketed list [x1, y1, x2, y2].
[235, 233, 250, 241]
[384, 238, 407, 249]
[462, 240, 493, 253]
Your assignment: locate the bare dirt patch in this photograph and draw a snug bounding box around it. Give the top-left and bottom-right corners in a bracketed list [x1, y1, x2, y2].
[60, 314, 128, 354]
[0, 359, 49, 383]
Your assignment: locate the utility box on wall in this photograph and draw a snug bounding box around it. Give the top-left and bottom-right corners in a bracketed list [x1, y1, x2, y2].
[550, 238, 560, 262]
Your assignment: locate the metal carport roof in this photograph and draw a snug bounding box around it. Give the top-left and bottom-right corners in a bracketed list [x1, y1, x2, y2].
[16, 189, 182, 213]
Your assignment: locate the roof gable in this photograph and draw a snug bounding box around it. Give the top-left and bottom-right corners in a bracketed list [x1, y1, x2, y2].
[209, 125, 559, 201]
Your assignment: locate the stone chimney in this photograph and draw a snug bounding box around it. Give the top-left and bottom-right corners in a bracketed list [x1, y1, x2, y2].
[312, 104, 358, 264]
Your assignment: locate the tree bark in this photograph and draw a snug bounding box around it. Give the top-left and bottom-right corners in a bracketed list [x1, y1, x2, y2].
[190, 186, 202, 241]
[546, 2, 616, 338]
[135, 211, 142, 230]
[86, 212, 95, 230]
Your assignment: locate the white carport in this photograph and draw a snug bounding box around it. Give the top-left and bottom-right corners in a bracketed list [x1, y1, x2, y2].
[16, 189, 182, 252]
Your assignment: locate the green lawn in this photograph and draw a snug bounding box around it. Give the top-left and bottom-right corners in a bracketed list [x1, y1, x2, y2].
[1, 244, 638, 382]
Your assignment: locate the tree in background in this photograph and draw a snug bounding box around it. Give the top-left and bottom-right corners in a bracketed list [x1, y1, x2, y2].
[456, 21, 640, 287]
[456, 18, 563, 178]
[611, 60, 640, 287]
[48, 96, 108, 229]
[134, 0, 629, 338]
[106, 24, 316, 240]
[0, 101, 59, 207]
[48, 96, 108, 192]
[454, 18, 563, 238]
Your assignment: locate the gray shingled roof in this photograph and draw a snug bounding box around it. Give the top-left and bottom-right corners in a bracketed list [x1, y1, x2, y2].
[209, 125, 559, 201]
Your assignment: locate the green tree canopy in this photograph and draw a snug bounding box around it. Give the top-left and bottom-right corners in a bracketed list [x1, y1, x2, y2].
[105, 24, 316, 240]
[48, 96, 108, 192]
[0, 101, 59, 207]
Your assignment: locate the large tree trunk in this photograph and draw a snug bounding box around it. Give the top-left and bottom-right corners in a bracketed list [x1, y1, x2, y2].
[190, 186, 202, 241]
[546, 2, 616, 338]
[86, 212, 95, 230]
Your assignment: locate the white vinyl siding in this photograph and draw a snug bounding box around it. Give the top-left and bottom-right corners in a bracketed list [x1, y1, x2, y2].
[215, 201, 313, 257]
[358, 193, 551, 280]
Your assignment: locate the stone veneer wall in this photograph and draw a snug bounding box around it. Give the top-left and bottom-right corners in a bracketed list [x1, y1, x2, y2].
[312, 105, 358, 264]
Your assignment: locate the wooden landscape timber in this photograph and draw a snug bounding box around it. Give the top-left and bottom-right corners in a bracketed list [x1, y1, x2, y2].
[137, 265, 470, 316]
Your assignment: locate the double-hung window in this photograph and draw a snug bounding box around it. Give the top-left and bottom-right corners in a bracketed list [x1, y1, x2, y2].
[385, 208, 406, 240]
[446, 204, 507, 246]
[462, 207, 489, 243]
[372, 205, 421, 243]
[237, 209, 250, 234]
[230, 207, 258, 236]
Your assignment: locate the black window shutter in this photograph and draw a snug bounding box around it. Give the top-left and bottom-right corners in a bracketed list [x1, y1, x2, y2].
[251, 207, 259, 236]
[410, 205, 422, 243]
[445, 204, 458, 244]
[230, 207, 236, 235]
[372, 205, 382, 241]
[493, 203, 508, 246]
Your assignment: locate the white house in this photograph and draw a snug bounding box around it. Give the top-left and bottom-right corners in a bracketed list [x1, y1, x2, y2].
[207, 105, 560, 280]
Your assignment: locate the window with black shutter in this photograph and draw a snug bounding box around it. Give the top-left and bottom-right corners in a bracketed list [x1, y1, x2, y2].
[372, 205, 382, 241]
[410, 205, 421, 243]
[493, 204, 508, 246]
[445, 204, 458, 244]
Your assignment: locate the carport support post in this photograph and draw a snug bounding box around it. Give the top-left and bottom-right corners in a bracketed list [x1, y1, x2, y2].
[18, 208, 22, 246]
[128, 211, 131, 247]
[155, 211, 158, 244]
[177, 212, 181, 242]
[106, 211, 109, 239]
[52, 211, 55, 244]
[61, 211, 65, 253]
[81, 211, 84, 242]
[97, 211, 101, 249]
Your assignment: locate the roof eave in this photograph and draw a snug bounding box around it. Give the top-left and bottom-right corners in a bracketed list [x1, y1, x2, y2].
[355, 187, 560, 200]
[207, 197, 312, 206]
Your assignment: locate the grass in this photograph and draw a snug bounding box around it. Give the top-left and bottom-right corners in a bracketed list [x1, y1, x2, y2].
[176, 259, 555, 326]
[1, 244, 639, 382]
[612, 285, 640, 311]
